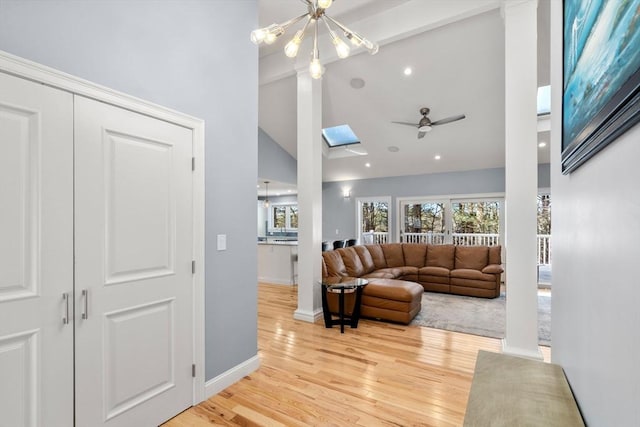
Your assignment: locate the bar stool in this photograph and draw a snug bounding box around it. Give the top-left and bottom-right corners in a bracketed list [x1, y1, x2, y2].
[333, 240, 346, 250]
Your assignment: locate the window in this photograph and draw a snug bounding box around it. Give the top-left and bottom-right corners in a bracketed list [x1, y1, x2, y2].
[399, 196, 503, 246]
[356, 197, 391, 244]
[402, 202, 446, 244]
[322, 124, 360, 147]
[268, 204, 298, 231]
[537, 85, 551, 115]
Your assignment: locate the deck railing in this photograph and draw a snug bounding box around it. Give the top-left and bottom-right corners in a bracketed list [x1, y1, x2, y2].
[537, 234, 551, 265]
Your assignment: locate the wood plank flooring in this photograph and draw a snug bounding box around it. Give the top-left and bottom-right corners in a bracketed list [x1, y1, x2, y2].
[163, 283, 550, 426]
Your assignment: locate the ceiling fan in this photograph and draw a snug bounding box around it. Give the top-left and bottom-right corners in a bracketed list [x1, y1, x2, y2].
[392, 107, 466, 139]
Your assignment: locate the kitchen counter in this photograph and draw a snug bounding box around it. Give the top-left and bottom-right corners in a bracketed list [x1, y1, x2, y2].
[257, 242, 298, 285]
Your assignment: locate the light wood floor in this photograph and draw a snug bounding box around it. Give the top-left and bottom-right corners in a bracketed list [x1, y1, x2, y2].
[164, 283, 550, 426]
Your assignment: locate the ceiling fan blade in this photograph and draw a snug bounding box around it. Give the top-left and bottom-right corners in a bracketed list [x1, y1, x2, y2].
[392, 121, 419, 128]
[430, 114, 466, 126]
[417, 131, 427, 139]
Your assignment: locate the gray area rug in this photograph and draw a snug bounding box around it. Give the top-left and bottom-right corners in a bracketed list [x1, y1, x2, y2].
[411, 292, 551, 346]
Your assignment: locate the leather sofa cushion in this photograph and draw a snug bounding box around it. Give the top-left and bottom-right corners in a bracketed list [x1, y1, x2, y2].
[455, 246, 488, 270]
[322, 257, 328, 277]
[450, 268, 496, 282]
[322, 250, 348, 277]
[365, 267, 404, 278]
[363, 271, 397, 279]
[426, 244, 455, 269]
[489, 245, 502, 265]
[402, 244, 427, 267]
[363, 279, 423, 302]
[419, 266, 450, 277]
[354, 245, 375, 274]
[366, 244, 387, 269]
[382, 243, 405, 267]
[337, 247, 364, 276]
[482, 264, 504, 274]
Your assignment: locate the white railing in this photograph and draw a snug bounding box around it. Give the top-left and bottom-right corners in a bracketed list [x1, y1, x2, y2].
[402, 232, 446, 244]
[361, 232, 389, 244]
[452, 233, 500, 246]
[373, 232, 388, 244]
[400, 232, 552, 265]
[537, 234, 551, 265]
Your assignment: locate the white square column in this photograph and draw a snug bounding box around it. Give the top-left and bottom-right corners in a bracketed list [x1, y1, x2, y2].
[294, 70, 323, 322]
[502, 0, 542, 359]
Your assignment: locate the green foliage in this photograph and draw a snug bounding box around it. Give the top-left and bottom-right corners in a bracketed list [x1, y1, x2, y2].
[361, 202, 388, 232]
[537, 194, 551, 234]
[452, 202, 500, 234]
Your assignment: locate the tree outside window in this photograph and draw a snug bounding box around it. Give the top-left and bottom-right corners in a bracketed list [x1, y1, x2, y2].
[361, 201, 388, 232]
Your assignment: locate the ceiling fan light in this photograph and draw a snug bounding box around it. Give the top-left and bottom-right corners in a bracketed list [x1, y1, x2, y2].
[418, 125, 432, 132]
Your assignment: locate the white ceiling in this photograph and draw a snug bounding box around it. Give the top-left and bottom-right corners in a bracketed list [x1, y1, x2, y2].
[258, 0, 551, 184]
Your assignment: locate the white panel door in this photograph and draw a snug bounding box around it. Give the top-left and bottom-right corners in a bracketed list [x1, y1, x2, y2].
[74, 96, 193, 427]
[0, 73, 74, 426]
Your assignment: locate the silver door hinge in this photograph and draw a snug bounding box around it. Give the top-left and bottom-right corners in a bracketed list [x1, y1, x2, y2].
[192, 260, 196, 274]
[192, 157, 195, 171]
[192, 364, 196, 378]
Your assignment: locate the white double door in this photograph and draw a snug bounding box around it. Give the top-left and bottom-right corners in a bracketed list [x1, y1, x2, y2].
[0, 72, 194, 426]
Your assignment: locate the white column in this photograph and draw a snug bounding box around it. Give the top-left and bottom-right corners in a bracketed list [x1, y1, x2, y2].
[502, 0, 542, 359]
[294, 69, 323, 322]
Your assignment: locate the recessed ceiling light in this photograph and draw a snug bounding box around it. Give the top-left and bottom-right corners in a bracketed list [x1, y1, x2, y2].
[387, 146, 400, 152]
[403, 67, 412, 76]
[538, 142, 547, 148]
[350, 77, 365, 89]
[365, 163, 371, 168]
[434, 155, 441, 160]
[287, 189, 292, 193]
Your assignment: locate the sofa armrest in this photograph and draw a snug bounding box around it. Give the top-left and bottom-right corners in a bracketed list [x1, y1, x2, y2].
[482, 264, 504, 274]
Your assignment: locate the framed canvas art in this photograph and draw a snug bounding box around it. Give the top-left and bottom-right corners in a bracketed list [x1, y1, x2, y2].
[562, 0, 640, 173]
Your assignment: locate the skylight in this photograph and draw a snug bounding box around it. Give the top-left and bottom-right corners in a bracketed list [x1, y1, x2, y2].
[322, 124, 360, 147]
[537, 85, 551, 115]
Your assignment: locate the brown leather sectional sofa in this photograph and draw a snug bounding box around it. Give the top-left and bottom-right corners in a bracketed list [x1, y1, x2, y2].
[321, 243, 504, 324]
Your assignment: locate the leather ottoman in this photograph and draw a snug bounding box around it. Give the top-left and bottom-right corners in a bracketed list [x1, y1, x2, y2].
[360, 279, 423, 324]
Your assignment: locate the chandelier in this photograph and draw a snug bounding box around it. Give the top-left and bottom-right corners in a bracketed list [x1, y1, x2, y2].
[251, 0, 379, 79]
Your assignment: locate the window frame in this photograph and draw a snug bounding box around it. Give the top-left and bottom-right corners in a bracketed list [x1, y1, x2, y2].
[267, 202, 298, 232]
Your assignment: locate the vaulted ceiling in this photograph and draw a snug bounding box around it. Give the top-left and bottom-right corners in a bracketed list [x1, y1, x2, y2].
[258, 0, 550, 186]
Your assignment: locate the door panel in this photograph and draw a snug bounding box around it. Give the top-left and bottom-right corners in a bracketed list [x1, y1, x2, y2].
[0, 73, 74, 426]
[74, 96, 193, 427]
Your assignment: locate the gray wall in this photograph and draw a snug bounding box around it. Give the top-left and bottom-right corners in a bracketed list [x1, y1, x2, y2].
[258, 127, 297, 184]
[0, 0, 258, 382]
[323, 164, 550, 242]
[550, 2, 640, 425]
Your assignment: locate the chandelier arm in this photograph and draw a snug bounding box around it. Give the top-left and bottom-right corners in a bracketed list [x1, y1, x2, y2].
[313, 17, 319, 57]
[323, 14, 354, 35]
[320, 16, 337, 38]
[279, 13, 310, 31]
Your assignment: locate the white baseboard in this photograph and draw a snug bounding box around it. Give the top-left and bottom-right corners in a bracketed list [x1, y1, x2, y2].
[293, 308, 323, 323]
[501, 339, 544, 360]
[204, 355, 261, 399]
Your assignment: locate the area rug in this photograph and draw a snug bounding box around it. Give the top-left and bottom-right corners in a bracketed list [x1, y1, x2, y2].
[410, 292, 551, 346]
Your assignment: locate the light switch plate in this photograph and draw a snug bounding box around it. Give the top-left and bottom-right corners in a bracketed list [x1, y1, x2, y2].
[217, 234, 227, 251]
